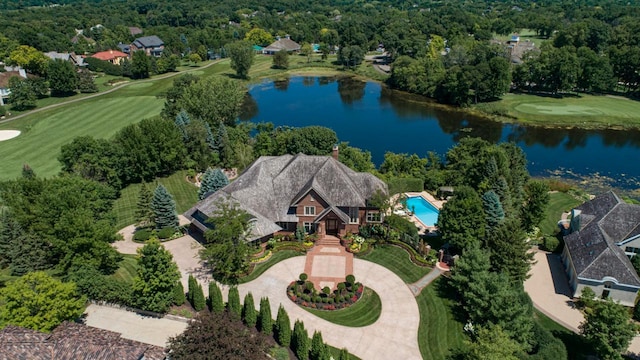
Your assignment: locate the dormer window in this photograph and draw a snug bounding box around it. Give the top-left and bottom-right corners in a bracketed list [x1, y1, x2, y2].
[304, 206, 316, 215]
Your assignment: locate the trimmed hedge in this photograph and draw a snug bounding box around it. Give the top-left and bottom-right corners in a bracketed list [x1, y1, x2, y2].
[388, 240, 432, 267]
[133, 229, 151, 242]
[387, 177, 423, 195]
[157, 227, 175, 239]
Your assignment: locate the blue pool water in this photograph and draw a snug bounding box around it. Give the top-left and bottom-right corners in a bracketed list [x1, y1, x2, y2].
[405, 196, 440, 227]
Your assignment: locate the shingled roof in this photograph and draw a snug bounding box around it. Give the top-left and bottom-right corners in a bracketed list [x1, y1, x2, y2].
[0, 322, 166, 360]
[185, 154, 387, 241]
[263, 37, 301, 52]
[564, 191, 640, 287]
[133, 35, 164, 48]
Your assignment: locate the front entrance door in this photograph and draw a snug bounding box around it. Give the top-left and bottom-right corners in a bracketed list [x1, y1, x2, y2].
[326, 219, 338, 235]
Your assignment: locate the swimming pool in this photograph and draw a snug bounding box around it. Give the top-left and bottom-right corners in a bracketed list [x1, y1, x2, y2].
[405, 196, 439, 227]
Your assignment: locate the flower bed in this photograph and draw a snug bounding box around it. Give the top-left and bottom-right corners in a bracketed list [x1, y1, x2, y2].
[251, 250, 273, 264]
[287, 273, 364, 311]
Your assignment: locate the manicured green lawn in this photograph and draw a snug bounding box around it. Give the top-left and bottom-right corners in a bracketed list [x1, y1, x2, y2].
[474, 93, 640, 129]
[360, 244, 431, 283]
[237, 250, 304, 284]
[417, 278, 467, 360]
[0, 95, 163, 179]
[112, 170, 198, 229]
[302, 288, 381, 327]
[539, 192, 582, 236]
[111, 254, 138, 283]
[534, 309, 592, 360]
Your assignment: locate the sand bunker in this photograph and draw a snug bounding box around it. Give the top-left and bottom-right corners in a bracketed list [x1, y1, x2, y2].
[0, 130, 21, 142]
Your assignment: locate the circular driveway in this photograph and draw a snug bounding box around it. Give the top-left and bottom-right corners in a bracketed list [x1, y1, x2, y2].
[237, 257, 421, 360]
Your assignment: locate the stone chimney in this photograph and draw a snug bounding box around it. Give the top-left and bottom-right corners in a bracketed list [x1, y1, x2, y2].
[332, 145, 339, 161]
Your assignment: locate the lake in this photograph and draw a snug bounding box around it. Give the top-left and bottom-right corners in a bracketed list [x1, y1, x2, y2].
[242, 76, 640, 190]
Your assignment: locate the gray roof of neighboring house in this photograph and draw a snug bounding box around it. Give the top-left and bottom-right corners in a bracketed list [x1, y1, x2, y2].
[263, 37, 301, 52]
[0, 322, 166, 360]
[133, 35, 164, 48]
[44, 51, 71, 61]
[185, 154, 388, 241]
[117, 43, 131, 53]
[564, 191, 640, 287]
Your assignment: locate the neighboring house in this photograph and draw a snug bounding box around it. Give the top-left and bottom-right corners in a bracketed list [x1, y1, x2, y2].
[129, 26, 143, 36]
[91, 50, 129, 65]
[0, 322, 165, 359]
[561, 191, 640, 306]
[184, 149, 388, 242]
[0, 68, 27, 106]
[131, 35, 165, 57]
[44, 51, 87, 67]
[262, 35, 301, 55]
[117, 42, 131, 55]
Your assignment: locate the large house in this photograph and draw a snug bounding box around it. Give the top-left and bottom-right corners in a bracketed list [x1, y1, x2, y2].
[44, 51, 86, 67]
[0, 322, 165, 359]
[184, 150, 388, 242]
[0, 68, 28, 106]
[262, 35, 301, 55]
[561, 191, 640, 306]
[131, 35, 164, 57]
[91, 50, 129, 65]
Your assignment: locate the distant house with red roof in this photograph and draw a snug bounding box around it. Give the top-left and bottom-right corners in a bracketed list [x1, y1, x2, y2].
[91, 50, 129, 65]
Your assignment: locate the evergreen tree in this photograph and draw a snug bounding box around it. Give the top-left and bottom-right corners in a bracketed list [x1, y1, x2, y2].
[215, 124, 234, 167]
[192, 283, 206, 311]
[199, 168, 229, 200]
[0, 212, 22, 268]
[275, 305, 292, 347]
[9, 233, 50, 276]
[227, 286, 242, 318]
[131, 50, 151, 79]
[77, 69, 98, 93]
[47, 58, 78, 96]
[242, 292, 257, 327]
[482, 190, 504, 237]
[174, 110, 191, 141]
[132, 240, 181, 313]
[208, 281, 225, 313]
[198, 168, 214, 200]
[150, 184, 178, 230]
[521, 180, 551, 232]
[450, 245, 491, 296]
[172, 281, 185, 305]
[310, 331, 329, 360]
[187, 274, 197, 305]
[135, 181, 153, 227]
[258, 296, 273, 335]
[292, 320, 310, 360]
[486, 217, 533, 283]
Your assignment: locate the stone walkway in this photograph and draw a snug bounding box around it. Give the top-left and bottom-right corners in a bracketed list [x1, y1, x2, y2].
[408, 266, 445, 296]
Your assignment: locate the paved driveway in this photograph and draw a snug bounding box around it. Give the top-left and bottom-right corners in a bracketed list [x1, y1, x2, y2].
[84, 304, 188, 347]
[236, 257, 422, 360]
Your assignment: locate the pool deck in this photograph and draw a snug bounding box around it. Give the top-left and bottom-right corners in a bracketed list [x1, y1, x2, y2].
[392, 191, 445, 235]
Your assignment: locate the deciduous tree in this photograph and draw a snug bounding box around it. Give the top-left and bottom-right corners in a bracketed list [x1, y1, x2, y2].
[273, 49, 289, 69]
[227, 41, 254, 79]
[201, 201, 252, 282]
[580, 299, 638, 360]
[131, 50, 151, 79]
[166, 311, 268, 360]
[177, 77, 245, 127]
[0, 271, 85, 332]
[132, 240, 181, 313]
[7, 76, 36, 110]
[245, 28, 273, 46]
[521, 180, 550, 232]
[47, 58, 77, 96]
[437, 186, 485, 252]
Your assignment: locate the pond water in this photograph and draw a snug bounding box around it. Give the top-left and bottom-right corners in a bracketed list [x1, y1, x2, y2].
[242, 76, 640, 190]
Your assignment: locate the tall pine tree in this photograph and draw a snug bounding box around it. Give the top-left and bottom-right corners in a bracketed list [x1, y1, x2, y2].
[208, 282, 225, 313]
[292, 320, 310, 360]
[310, 331, 329, 360]
[135, 182, 154, 227]
[150, 184, 179, 230]
[482, 190, 504, 237]
[174, 110, 191, 141]
[275, 305, 292, 347]
[227, 286, 242, 318]
[258, 297, 273, 335]
[242, 292, 257, 327]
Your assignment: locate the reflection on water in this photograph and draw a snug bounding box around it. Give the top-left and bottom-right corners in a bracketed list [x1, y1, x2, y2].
[243, 76, 640, 190]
